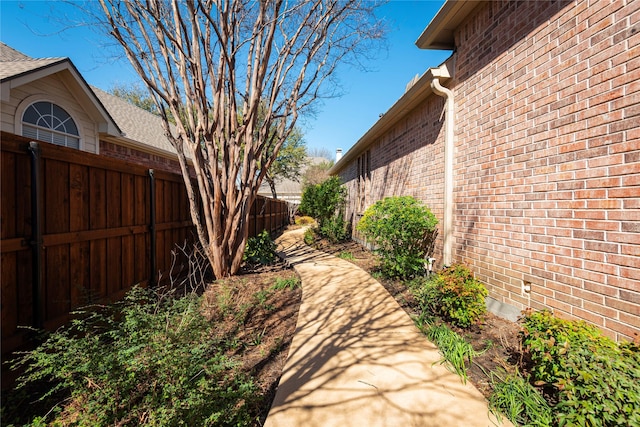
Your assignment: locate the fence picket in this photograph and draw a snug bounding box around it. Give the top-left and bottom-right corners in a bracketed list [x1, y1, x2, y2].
[1, 131, 289, 356]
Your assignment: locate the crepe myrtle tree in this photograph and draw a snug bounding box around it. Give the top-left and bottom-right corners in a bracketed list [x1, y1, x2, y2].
[96, 0, 384, 278]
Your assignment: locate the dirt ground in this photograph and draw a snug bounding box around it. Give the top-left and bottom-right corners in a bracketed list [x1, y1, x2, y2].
[0, 262, 301, 427]
[204, 264, 302, 425]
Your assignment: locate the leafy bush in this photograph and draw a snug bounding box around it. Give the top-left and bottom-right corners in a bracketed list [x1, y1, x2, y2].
[299, 176, 348, 241]
[244, 229, 277, 266]
[9, 286, 256, 426]
[319, 214, 349, 243]
[356, 196, 438, 278]
[415, 264, 487, 328]
[489, 369, 553, 427]
[521, 310, 640, 427]
[295, 215, 315, 225]
[303, 228, 315, 245]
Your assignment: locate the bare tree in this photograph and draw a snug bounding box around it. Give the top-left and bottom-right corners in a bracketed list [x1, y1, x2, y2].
[307, 146, 334, 161]
[96, 0, 383, 278]
[303, 159, 334, 187]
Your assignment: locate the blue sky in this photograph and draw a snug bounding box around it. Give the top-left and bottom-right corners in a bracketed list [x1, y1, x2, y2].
[1, 1, 451, 159]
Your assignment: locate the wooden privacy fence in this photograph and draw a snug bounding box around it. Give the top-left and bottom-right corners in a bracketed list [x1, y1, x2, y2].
[1, 132, 289, 355]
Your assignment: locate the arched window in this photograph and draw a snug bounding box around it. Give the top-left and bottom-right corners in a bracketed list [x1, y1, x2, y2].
[22, 101, 80, 149]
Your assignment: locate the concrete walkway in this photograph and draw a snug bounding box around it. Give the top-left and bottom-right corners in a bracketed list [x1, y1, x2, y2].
[264, 228, 511, 427]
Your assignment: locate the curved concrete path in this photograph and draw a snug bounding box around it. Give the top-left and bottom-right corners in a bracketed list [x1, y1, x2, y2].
[264, 228, 511, 427]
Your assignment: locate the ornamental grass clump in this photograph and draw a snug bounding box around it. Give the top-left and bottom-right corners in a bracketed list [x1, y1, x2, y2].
[489, 369, 553, 427]
[356, 196, 438, 278]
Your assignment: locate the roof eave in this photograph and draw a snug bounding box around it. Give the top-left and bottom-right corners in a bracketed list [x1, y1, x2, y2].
[1, 58, 122, 136]
[415, 0, 485, 50]
[329, 61, 452, 175]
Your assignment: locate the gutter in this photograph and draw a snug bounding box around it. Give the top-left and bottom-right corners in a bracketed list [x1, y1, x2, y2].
[329, 61, 456, 266]
[329, 59, 453, 175]
[430, 65, 454, 267]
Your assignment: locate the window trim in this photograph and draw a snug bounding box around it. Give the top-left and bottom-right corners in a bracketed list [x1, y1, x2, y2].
[14, 95, 83, 150]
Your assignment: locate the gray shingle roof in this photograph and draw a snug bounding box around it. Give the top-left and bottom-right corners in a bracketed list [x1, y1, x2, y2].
[1, 42, 176, 158]
[91, 86, 177, 157]
[0, 42, 66, 81]
[0, 42, 31, 61]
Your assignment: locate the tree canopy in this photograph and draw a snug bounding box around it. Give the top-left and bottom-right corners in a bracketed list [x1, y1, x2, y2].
[263, 127, 307, 199]
[95, 0, 384, 277]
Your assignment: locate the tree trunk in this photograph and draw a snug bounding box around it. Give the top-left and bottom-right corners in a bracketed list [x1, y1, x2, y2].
[204, 202, 251, 279]
[267, 177, 278, 199]
[97, 0, 384, 279]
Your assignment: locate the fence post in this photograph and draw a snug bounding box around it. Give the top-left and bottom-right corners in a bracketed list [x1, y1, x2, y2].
[149, 169, 157, 287]
[27, 141, 43, 329]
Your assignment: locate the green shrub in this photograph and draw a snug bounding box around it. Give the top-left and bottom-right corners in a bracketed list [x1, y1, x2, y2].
[416, 264, 487, 328]
[299, 177, 348, 241]
[8, 286, 256, 426]
[356, 196, 438, 278]
[521, 310, 640, 427]
[244, 229, 277, 266]
[303, 228, 315, 245]
[319, 214, 349, 243]
[489, 369, 553, 427]
[295, 215, 315, 225]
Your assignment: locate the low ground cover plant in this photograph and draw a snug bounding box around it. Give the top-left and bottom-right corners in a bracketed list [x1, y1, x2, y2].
[6, 286, 256, 426]
[356, 196, 438, 278]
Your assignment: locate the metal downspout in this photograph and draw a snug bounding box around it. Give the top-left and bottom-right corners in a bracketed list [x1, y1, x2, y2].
[431, 76, 454, 267]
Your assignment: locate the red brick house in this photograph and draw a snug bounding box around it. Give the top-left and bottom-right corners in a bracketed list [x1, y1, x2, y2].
[0, 42, 181, 172]
[331, 0, 639, 341]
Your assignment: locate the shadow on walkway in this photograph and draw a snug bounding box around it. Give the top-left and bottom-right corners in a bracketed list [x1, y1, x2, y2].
[264, 228, 511, 427]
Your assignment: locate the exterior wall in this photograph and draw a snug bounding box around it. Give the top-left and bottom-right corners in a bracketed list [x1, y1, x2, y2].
[0, 73, 99, 153]
[341, 97, 447, 262]
[339, 0, 640, 341]
[100, 140, 182, 174]
[454, 0, 639, 341]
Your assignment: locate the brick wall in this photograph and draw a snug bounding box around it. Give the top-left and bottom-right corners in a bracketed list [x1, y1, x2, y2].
[342, 99, 447, 260]
[100, 140, 182, 174]
[453, 0, 639, 341]
[339, 0, 639, 341]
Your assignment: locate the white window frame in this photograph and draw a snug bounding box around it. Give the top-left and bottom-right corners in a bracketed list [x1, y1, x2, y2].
[22, 101, 80, 149]
[15, 96, 83, 150]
